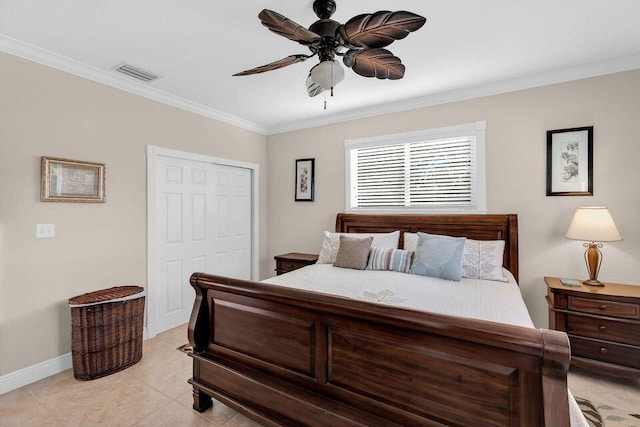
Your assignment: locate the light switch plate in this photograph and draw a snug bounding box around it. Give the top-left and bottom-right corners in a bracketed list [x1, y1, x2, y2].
[36, 224, 55, 238]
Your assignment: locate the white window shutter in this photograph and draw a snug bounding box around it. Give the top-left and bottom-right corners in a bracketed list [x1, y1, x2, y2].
[409, 137, 473, 207]
[345, 122, 485, 212]
[354, 144, 405, 207]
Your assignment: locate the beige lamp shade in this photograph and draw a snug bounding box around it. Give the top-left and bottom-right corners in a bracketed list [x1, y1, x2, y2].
[565, 207, 622, 242]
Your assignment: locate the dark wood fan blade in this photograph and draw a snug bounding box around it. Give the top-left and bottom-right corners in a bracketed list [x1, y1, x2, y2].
[343, 48, 405, 80]
[339, 11, 426, 48]
[259, 9, 321, 45]
[233, 54, 309, 76]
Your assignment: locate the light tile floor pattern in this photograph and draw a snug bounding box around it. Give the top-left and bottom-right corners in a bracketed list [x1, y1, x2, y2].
[1, 323, 638, 426]
[0, 324, 261, 427]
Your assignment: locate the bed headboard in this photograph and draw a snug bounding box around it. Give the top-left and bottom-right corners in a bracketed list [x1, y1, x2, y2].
[335, 213, 519, 282]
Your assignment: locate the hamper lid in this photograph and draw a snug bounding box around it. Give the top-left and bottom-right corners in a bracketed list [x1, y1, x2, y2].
[69, 285, 145, 307]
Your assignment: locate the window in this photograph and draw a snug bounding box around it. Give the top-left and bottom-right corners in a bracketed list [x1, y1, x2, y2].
[345, 121, 486, 212]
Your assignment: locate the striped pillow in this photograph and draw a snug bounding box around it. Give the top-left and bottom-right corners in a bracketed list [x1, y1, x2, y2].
[366, 248, 414, 273]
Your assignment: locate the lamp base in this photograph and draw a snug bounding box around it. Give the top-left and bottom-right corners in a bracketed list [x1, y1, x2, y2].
[582, 242, 605, 287]
[582, 279, 605, 287]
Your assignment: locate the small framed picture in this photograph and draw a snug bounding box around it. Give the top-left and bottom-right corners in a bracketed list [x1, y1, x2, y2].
[41, 156, 106, 202]
[546, 126, 593, 196]
[295, 158, 315, 202]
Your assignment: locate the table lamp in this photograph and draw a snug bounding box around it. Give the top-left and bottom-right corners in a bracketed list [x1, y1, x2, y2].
[565, 207, 622, 286]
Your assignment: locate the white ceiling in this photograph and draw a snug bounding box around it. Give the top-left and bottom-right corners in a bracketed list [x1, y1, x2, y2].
[2, 1, 640, 135]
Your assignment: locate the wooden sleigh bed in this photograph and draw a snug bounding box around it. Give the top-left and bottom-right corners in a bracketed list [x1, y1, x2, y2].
[187, 214, 571, 426]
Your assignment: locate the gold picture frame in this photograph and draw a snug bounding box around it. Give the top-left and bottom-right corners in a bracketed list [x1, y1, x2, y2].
[41, 157, 106, 202]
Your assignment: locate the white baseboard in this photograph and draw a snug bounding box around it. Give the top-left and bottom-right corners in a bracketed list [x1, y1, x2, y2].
[0, 352, 72, 395]
[0, 326, 150, 395]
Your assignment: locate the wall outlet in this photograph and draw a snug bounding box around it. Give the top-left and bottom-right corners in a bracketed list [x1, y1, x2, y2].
[36, 224, 55, 238]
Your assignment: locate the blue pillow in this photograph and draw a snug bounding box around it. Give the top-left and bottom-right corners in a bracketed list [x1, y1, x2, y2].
[410, 232, 466, 281]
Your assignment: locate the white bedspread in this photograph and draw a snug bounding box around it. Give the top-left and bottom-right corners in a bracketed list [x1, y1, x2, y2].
[263, 264, 589, 427]
[264, 264, 533, 327]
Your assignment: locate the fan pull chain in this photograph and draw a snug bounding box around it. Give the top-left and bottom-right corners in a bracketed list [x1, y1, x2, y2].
[330, 64, 334, 97]
[324, 91, 327, 110]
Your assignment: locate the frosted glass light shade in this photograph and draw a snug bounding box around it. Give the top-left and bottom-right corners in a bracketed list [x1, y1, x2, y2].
[305, 74, 323, 97]
[565, 207, 622, 242]
[309, 60, 344, 91]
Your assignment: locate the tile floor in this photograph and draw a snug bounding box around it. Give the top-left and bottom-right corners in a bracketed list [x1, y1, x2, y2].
[1, 323, 639, 426]
[0, 324, 261, 427]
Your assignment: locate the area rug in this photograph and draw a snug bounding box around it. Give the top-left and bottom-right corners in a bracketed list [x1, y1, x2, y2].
[576, 396, 640, 427]
[177, 343, 192, 354]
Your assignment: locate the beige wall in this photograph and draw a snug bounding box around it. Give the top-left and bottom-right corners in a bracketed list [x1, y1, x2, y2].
[0, 52, 268, 375]
[2, 48, 639, 378]
[267, 70, 640, 329]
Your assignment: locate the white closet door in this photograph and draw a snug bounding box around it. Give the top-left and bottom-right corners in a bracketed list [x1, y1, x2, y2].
[212, 164, 253, 280]
[154, 157, 252, 334]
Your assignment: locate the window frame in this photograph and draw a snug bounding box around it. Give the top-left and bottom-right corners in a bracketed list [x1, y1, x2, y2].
[344, 121, 487, 213]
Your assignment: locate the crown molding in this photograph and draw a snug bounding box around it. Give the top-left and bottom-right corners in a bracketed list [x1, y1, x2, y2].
[0, 34, 267, 135]
[2, 33, 639, 137]
[266, 53, 640, 135]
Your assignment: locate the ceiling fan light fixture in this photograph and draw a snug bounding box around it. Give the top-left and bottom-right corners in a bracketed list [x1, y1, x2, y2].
[309, 60, 344, 94]
[234, 0, 426, 102]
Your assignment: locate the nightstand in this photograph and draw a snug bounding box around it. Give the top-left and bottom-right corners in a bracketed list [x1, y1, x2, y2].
[546, 276, 640, 378]
[274, 253, 319, 275]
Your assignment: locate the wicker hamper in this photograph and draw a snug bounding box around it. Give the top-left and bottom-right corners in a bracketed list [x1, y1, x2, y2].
[68, 286, 145, 380]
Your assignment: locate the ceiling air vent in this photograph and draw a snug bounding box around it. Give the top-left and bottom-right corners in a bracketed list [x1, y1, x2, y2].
[113, 62, 160, 83]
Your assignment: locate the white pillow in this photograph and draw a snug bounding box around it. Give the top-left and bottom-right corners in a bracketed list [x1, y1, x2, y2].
[404, 232, 507, 282]
[403, 232, 418, 252]
[317, 232, 341, 264]
[317, 231, 400, 264]
[462, 239, 508, 282]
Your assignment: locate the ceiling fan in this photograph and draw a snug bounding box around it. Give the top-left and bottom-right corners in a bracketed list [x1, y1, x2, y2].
[233, 0, 426, 104]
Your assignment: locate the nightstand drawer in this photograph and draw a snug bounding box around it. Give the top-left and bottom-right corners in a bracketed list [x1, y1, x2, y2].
[278, 261, 300, 272]
[567, 315, 640, 346]
[568, 296, 640, 319]
[547, 277, 640, 377]
[274, 253, 319, 275]
[570, 336, 640, 369]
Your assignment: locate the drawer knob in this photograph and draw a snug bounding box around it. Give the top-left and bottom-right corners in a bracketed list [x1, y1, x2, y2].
[599, 304, 607, 311]
[599, 325, 607, 332]
[600, 347, 608, 354]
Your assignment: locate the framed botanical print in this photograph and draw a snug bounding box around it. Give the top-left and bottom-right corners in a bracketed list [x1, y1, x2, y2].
[295, 158, 315, 202]
[546, 126, 593, 196]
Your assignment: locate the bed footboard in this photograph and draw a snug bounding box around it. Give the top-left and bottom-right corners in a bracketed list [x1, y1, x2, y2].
[188, 272, 570, 427]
